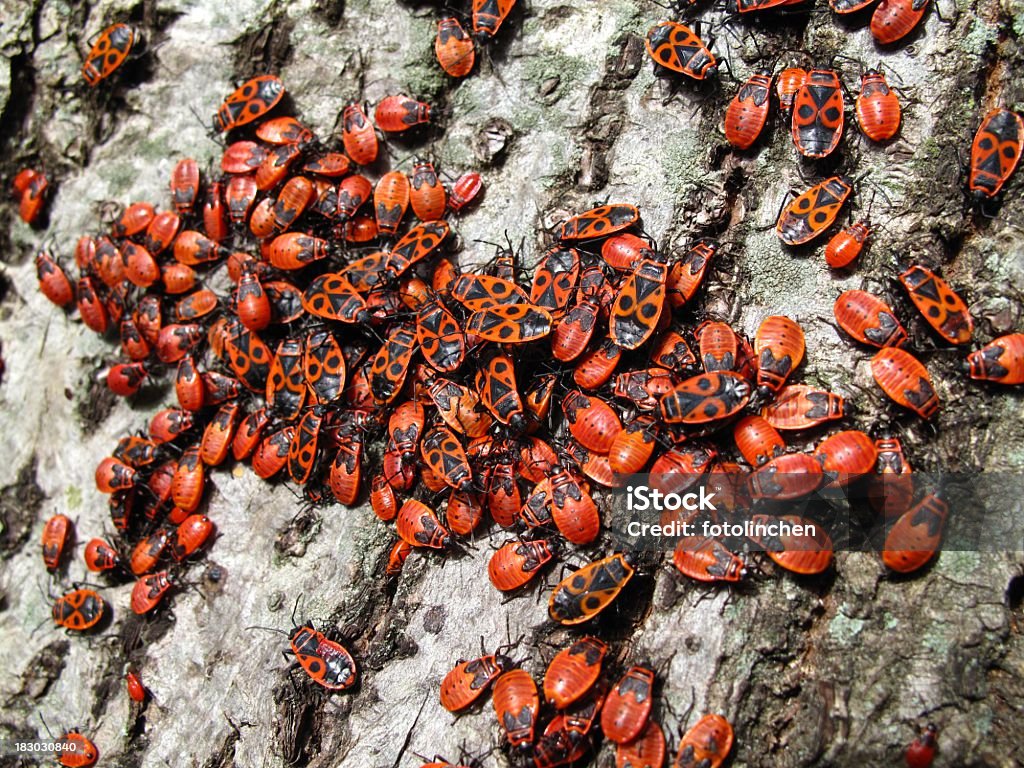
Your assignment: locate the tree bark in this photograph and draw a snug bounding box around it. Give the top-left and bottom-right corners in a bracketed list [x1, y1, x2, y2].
[0, 0, 1022, 766]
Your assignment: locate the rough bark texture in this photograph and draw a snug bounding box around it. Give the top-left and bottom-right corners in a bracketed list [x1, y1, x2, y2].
[0, 1, 1023, 767]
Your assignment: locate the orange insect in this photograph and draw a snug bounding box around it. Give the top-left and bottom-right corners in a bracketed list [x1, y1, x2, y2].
[122, 242, 159, 288]
[373, 170, 411, 236]
[375, 94, 431, 133]
[15, 168, 48, 224]
[386, 539, 413, 577]
[440, 650, 513, 712]
[883, 493, 948, 573]
[531, 246, 580, 316]
[270, 176, 315, 234]
[898, 265, 973, 345]
[233, 409, 270, 461]
[750, 513, 833, 574]
[492, 668, 539, 751]
[659, 371, 752, 425]
[601, 665, 656, 745]
[969, 108, 1023, 200]
[856, 69, 901, 142]
[435, 17, 476, 77]
[409, 159, 447, 221]
[145, 211, 182, 255]
[252, 426, 295, 479]
[304, 152, 351, 179]
[396, 499, 451, 549]
[75, 278, 109, 335]
[608, 416, 659, 475]
[754, 315, 805, 394]
[483, 460, 521, 528]
[95, 456, 137, 493]
[341, 103, 379, 165]
[171, 445, 205, 513]
[549, 466, 601, 545]
[445, 489, 483, 535]
[746, 453, 823, 501]
[420, 426, 473, 491]
[543, 636, 607, 709]
[675, 714, 734, 768]
[673, 536, 746, 583]
[557, 204, 639, 241]
[287, 407, 324, 484]
[965, 332, 1024, 385]
[548, 553, 635, 624]
[212, 75, 284, 132]
[264, 338, 304, 420]
[814, 429, 878, 488]
[84, 537, 121, 572]
[337, 174, 374, 220]
[616, 719, 666, 768]
[170, 513, 214, 561]
[867, 434, 915, 519]
[454, 274, 532, 309]
[126, 670, 148, 704]
[81, 22, 138, 86]
[562, 390, 621, 453]
[369, 474, 398, 522]
[466, 304, 552, 343]
[472, 0, 517, 37]
[733, 415, 785, 467]
[131, 570, 173, 614]
[42, 514, 72, 572]
[551, 282, 601, 362]
[601, 233, 655, 270]
[825, 219, 871, 269]
[777, 67, 808, 111]
[871, 0, 930, 45]
[35, 251, 75, 307]
[833, 290, 907, 348]
[200, 403, 240, 467]
[725, 68, 773, 149]
[777, 176, 853, 246]
[645, 21, 717, 81]
[870, 347, 940, 419]
[488, 539, 557, 591]
[417, 298, 465, 373]
[255, 143, 302, 190]
[221, 140, 267, 174]
[475, 352, 525, 429]
[791, 69, 844, 159]
[257, 115, 314, 146]
[203, 182, 228, 241]
[369, 325, 417, 404]
[328, 429, 364, 506]
[610, 257, 668, 350]
[696, 320, 739, 372]
[449, 171, 483, 213]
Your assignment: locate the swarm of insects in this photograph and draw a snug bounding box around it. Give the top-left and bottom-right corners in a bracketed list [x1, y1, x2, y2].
[25, 0, 1023, 760]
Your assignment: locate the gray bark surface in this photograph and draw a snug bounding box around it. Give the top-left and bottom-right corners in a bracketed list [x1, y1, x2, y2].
[0, 0, 1022, 766]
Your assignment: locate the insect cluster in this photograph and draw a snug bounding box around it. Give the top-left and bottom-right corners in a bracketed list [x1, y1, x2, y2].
[440, 636, 731, 768]
[14, 0, 1022, 765]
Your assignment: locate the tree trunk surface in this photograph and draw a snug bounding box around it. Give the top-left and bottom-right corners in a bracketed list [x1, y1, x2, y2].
[0, 0, 1022, 766]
